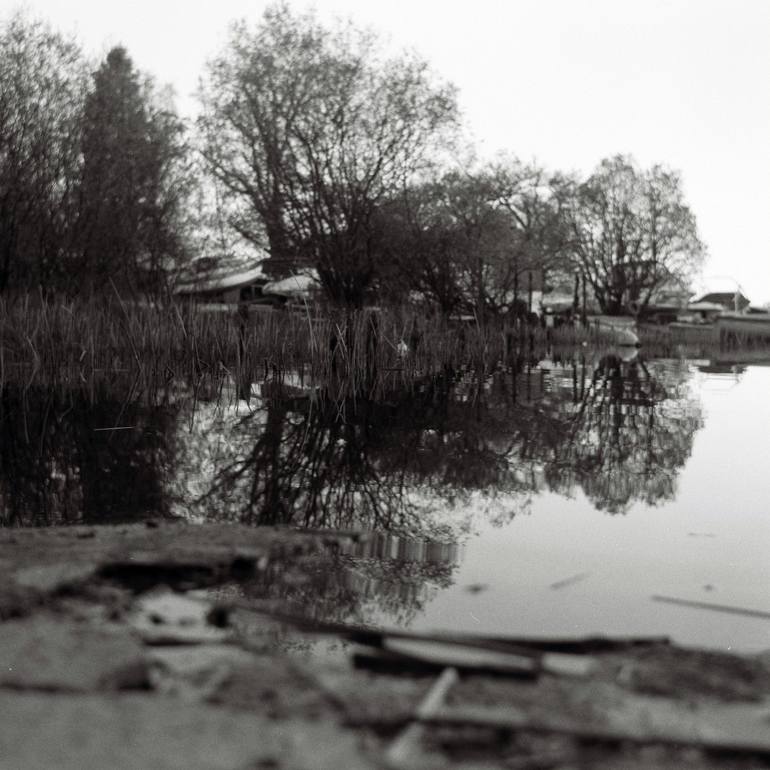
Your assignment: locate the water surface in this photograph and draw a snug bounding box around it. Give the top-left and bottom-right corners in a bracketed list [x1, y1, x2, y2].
[2, 355, 768, 651]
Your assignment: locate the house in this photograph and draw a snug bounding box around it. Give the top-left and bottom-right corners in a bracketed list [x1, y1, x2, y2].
[261, 272, 320, 302]
[174, 257, 270, 305]
[690, 291, 751, 313]
[683, 301, 725, 324]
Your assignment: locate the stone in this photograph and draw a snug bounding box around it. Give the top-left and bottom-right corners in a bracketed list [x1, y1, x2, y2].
[129, 591, 230, 645]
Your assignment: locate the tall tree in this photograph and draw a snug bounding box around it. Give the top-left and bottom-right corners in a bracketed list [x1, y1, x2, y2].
[0, 12, 86, 293]
[198, 2, 459, 305]
[78, 46, 190, 296]
[568, 155, 704, 315]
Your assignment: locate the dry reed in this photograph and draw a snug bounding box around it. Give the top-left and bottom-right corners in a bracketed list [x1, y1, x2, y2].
[1, 296, 750, 400]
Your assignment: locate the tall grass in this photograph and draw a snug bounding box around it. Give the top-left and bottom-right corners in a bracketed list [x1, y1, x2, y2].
[637, 321, 770, 359]
[0, 297, 463, 397]
[0, 297, 556, 396]
[4, 296, 761, 401]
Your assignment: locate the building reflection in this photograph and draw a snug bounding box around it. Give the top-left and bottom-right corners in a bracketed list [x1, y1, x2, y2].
[519, 356, 704, 513]
[173, 354, 703, 527]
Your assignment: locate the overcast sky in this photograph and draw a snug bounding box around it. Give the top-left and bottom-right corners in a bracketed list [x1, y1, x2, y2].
[14, 0, 770, 303]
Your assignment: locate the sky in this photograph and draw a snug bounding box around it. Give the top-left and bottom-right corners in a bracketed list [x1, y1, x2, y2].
[11, 0, 770, 303]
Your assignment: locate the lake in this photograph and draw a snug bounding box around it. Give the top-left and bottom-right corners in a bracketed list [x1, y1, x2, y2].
[2, 353, 768, 652]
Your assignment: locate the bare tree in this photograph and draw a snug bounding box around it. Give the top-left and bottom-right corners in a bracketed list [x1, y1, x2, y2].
[568, 155, 704, 315]
[198, 2, 459, 305]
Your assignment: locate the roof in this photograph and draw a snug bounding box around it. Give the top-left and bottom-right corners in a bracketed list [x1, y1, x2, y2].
[262, 273, 320, 297]
[174, 262, 267, 295]
[687, 301, 726, 312]
[540, 292, 576, 312]
[692, 291, 750, 308]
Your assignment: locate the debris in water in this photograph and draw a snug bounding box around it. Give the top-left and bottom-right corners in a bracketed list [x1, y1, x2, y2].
[652, 594, 770, 620]
[549, 571, 591, 590]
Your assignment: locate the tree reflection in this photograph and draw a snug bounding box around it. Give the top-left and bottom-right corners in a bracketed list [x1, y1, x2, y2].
[180, 371, 537, 532]
[0, 358, 705, 632]
[0, 384, 177, 526]
[179, 354, 703, 531]
[516, 356, 703, 513]
[1, 357, 705, 527]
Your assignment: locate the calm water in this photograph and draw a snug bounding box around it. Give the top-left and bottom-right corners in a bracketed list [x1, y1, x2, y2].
[2, 354, 768, 652]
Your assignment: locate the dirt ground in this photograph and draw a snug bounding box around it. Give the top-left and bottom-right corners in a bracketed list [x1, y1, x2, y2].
[1, 522, 769, 769]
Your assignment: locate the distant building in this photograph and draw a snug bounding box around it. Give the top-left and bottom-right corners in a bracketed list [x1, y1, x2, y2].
[173, 257, 321, 307]
[174, 257, 270, 304]
[690, 291, 750, 312]
[261, 273, 320, 301]
[683, 301, 725, 324]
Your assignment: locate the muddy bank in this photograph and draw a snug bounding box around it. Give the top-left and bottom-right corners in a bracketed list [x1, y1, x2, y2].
[1, 522, 769, 769]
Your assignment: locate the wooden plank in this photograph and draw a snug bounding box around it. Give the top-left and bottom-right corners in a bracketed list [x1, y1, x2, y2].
[386, 667, 458, 766]
[420, 702, 770, 759]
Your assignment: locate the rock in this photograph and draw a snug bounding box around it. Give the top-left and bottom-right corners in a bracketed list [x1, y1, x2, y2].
[129, 591, 231, 645]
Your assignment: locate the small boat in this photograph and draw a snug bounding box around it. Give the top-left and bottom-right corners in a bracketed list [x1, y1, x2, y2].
[587, 316, 640, 347]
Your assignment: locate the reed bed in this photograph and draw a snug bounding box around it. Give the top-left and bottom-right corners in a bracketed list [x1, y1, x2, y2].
[637, 322, 770, 359]
[0, 297, 506, 398]
[3, 296, 756, 401]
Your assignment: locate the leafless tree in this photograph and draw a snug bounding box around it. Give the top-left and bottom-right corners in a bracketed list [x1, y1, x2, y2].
[568, 155, 705, 315]
[198, 2, 459, 305]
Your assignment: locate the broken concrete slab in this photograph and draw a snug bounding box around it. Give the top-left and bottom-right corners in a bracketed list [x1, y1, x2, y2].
[2, 523, 770, 769]
[0, 691, 381, 770]
[0, 615, 150, 692]
[206, 655, 345, 722]
[13, 560, 100, 593]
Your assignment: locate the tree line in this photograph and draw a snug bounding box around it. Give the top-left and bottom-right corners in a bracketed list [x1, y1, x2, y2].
[0, 4, 705, 314]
